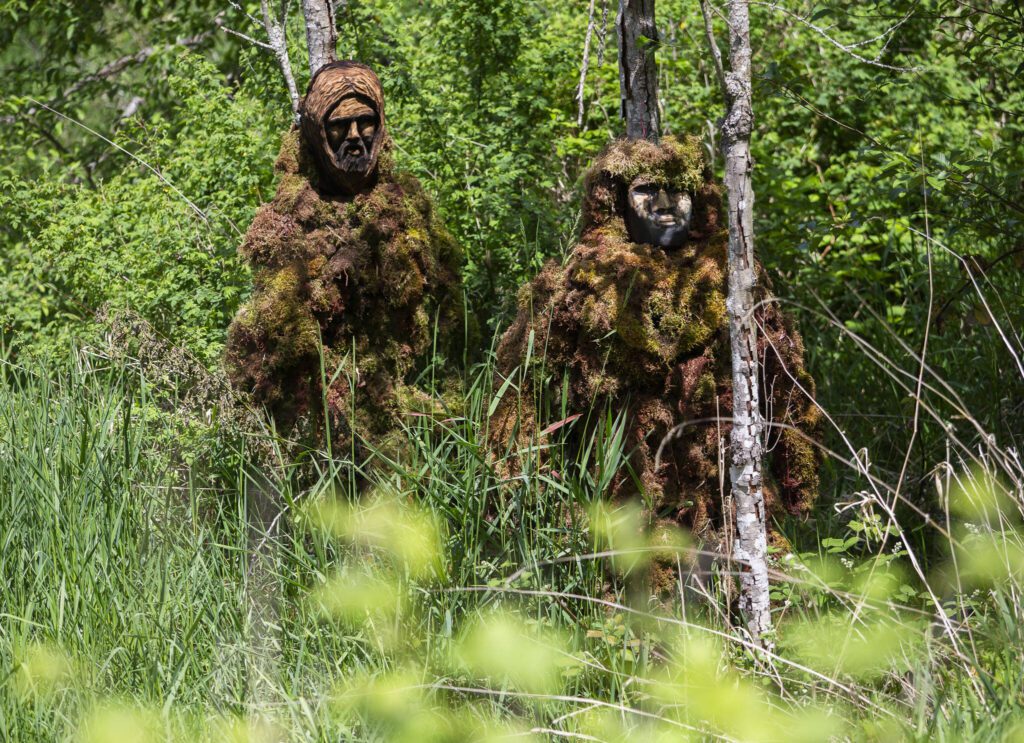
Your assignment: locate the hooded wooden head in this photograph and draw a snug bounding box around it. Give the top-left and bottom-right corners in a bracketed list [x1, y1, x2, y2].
[582, 136, 721, 249]
[300, 61, 387, 195]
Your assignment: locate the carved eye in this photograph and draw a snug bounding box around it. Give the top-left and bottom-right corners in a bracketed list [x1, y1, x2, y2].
[356, 116, 377, 137]
[326, 123, 346, 149]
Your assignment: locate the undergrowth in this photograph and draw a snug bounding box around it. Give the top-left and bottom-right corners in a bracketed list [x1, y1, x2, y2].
[1, 308, 1022, 741]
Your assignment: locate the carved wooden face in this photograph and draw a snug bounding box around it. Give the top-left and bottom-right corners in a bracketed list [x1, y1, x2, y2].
[300, 62, 387, 195]
[625, 178, 694, 249]
[325, 97, 378, 169]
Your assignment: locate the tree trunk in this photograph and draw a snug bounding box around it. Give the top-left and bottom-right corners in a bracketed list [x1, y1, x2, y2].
[302, 0, 338, 77]
[617, 0, 660, 141]
[718, 0, 773, 647]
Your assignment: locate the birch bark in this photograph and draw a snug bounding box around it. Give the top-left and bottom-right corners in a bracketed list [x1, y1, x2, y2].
[703, 0, 773, 646]
[302, 0, 338, 76]
[723, 0, 772, 646]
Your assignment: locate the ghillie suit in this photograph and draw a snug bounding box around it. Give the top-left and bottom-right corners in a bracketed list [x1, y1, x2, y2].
[225, 62, 465, 454]
[490, 136, 820, 541]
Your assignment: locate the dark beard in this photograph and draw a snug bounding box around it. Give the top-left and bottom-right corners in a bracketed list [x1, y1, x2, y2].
[335, 151, 374, 175]
[319, 136, 379, 194]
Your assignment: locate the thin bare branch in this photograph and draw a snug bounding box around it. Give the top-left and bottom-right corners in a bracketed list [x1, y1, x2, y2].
[440, 586, 899, 720]
[1, 25, 218, 127]
[227, 0, 264, 30]
[422, 683, 741, 741]
[913, 228, 1024, 379]
[577, 0, 597, 127]
[26, 99, 216, 228]
[220, 25, 275, 51]
[751, 1, 921, 72]
[699, 0, 728, 99]
[260, 0, 301, 117]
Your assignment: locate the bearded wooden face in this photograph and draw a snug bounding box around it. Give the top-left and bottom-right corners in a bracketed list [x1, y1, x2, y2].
[300, 62, 386, 195]
[625, 179, 694, 249]
[325, 97, 379, 177]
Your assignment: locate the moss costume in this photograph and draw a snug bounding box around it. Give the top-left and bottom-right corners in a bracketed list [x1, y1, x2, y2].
[225, 63, 464, 452]
[490, 136, 820, 537]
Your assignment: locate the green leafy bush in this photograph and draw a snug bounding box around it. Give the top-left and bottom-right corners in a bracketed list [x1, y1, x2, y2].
[0, 55, 285, 363]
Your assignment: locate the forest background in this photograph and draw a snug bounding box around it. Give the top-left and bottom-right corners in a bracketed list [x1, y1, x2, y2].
[1, 0, 1023, 741]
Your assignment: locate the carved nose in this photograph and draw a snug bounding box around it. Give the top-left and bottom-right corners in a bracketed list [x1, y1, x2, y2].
[347, 120, 361, 141]
[653, 189, 673, 211]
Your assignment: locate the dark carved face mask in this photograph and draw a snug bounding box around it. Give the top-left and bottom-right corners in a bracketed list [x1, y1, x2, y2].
[325, 97, 378, 178]
[300, 62, 387, 195]
[625, 179, 694, 249]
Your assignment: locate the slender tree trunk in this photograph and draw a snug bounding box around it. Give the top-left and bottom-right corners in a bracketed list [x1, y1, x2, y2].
[702, 0, 773, 647]
[577, 0, 597, 127]
[302, 0, 338, 76]
[617, 0, 660, 141]
[722, 0, 772, 647]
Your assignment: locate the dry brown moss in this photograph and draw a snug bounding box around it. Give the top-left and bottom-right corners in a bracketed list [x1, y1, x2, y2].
[490, 136, 821, 538]
[225, 129, 465, 453]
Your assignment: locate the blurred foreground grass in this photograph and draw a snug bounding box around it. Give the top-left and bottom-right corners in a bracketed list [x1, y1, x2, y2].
[1, 347, 1023, 742]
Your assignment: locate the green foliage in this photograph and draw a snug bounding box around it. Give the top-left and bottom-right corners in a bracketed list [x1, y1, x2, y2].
[3, 346, 1024, 741]
[1, 1, 1023, 740]
[4, 1, 1018, 492]
[1, 56, 285, 363]
[745, 0, 1024, 461]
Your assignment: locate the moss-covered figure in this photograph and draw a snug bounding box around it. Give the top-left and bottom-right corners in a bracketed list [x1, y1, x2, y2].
[491, 136, 820, 538]
[225, 62, 464, 452]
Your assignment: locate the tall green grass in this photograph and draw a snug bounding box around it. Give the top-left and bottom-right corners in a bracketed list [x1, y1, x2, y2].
[2, 328, 1023, 741]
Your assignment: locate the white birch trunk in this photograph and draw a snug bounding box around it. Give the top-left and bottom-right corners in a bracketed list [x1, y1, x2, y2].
[719, 0, 773, 646]
[302, 0, 338, 76]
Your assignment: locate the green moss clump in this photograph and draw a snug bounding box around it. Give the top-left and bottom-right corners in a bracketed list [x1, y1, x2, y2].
[491, 137, 820, 538]
[592, 135, 706, 193]
[225, 130, 466, 453]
